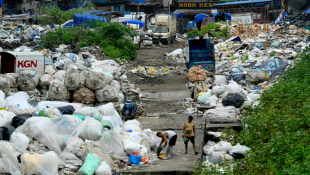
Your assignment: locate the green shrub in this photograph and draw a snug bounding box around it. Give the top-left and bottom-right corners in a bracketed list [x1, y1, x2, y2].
[187, 22, 229, 38]
[37, 7, 86, 25]
[40, 20, 138, 61]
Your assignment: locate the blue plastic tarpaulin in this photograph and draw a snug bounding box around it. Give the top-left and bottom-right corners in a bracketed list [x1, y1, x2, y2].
[73, 14, 106, 27]
[187, 21, 195, 29]
[194, 14, 209, 23]
[89, 11, 111, 15]
[213, 13, 231, 22]
[124, 20, 145, 28]
[168, 13, 183, 19]
[306, 8, 310, 14]
[134, 0, 146, 3]
[0, 0, 3, 7]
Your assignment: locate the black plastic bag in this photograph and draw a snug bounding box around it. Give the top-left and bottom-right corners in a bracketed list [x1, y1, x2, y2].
[56, 105, 75, 115]
[222, 93, 245, 108]
[12, 114, 32, 128]
[0, 125, 16, 140]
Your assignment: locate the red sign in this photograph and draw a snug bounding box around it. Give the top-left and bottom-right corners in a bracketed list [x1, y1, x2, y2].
[17, 60, 38, 68]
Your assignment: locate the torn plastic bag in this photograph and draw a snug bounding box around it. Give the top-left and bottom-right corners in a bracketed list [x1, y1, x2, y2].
[16, 115, 82, 155]
[0, 125, 15, 140]
[78, 152, 101, 175]
[57, 105, 75, 115]
[74, 107, 101, 121]
[229, 143, 250, 156]
[45, 108, 62, 117]
[5, 92, 31, 109]
[93, 130, 128, 159]
[10, 132, 30, 150]
[0, 141, 24, 175]
[0, 111, 16, 127]
[95, 161, 112, 175]
[12, 114, 32, 128]
[79, 117, 103, 141]
[21, 151, 59, 175]
[35, 101, 83, 110]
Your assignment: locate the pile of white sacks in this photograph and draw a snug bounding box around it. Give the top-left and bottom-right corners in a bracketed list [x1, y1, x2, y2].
[0, 90, 158, 175]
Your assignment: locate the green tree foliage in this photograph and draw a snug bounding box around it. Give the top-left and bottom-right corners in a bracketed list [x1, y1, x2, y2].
[40, 21, 137, 61]
[187, 22, 230, 38]
[37, 7, 86, 25]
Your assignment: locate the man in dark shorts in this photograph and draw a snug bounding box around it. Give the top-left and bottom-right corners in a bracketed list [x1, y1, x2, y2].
[157, 130, 177, 149]
[183, 116, 198, 155]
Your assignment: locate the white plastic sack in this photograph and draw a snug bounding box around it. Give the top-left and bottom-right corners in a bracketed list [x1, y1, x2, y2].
[0, 141, 24, 175]
[0, 75, 11, 94]
[214, 75, 227, 86]
[45, 108, 62, 117]
[17, 70, 40, 91]
[0, 110, 16, 127]
[95, 161, 112, 175]
[123, 138, 147, 156]
[80, 117, 104, 141]
[53, 70, 66, 82]
[95, 85, 119, 103]
[142, 129, 158, 149]
[123, 120, 142, 132]
[46, 79, 70, 101]
[125, 131, 143, 144]
[213, 141, 233, 152]
[93, 130, 128, 159]
[10, 132, 30, 150]
[45, 65, 57, 75]
[225, 81, 247, 99]
[6, 105, 35, 115]
[203, 106, 237, 122]
[205, 95, 218, 106]
[5, 91, 30, 109]
[74, 107, 102, 121]
[98, 103, 123, 129]
[64, 71, 87, 91]
[248, 93, 261, 102]
[39, 74, 54, 88]
[35, 101, 83, 110]
[17, 116, 83, 154]
[97, 103, 115, 116]
[85, 71, 110, 91]
[0, 90, 5, 108]
[212, 86, 225, 96]
[21, 151, 59, 175]
[229, 143, 250, 156]
[6, 73, 18, 88]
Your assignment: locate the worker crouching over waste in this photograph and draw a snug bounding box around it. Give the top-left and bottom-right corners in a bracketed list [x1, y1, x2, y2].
[157, 130, 177, 149]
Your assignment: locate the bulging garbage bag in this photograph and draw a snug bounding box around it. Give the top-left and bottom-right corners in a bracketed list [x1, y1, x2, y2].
[9, 132, 30, 150]
[197, 91, 212, 104]
[0, 125, 15, 140]
[229, 143, 250, 156]
[0, 141, 25, 175]
[93, 130, 128, 159]
[95, 161, 112, 175]
[35, 101, 83, 110]
[21, 151, 59, 175]
[64, 71, 87, 91]
[47, 79, 71, 101]
[73, 87, 96, 104]
[95, 85, 119, 103]
[222, 93, 245, 108]
[0, 91, 4, 109]
[45, 108, 62, 117]
[98, 103, 123, 129]
[0, 75, 10, 95]
[85, 71, 110, 91]
[5, 91, 31, 109]
[124, 120, 142, 132]
[78, 152, 101, 175]
[6, 105, 35, 116]
[12, 114, 32, 128]
[53, 70, 66, 82]
[17, 116, 82, 154]
[74, 107, 101, 121]
[57, 105, 75, 115]
[203, 106, 237, 123]
[39, 74, 54, 88]
[206, 95, 218, 106]
[17, 70, 40, 91]
[246, 70, 269, 84]
[0, 111, 16, 127]
[80, 117, 103, 141]
[270, 40, 281, 47]
[6, 73, 18, 88]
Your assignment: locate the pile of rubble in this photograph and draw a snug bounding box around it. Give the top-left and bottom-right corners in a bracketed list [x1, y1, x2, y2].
[183, 23, 310, 168]
[281, 12, 310, 27]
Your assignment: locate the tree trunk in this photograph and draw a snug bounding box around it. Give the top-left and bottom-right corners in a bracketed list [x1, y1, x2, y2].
[283, 0, 289, 13]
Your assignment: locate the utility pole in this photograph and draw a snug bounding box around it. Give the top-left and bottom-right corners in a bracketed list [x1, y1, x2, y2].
[168, 0, 170, 14]
[136, 0, 140, 19]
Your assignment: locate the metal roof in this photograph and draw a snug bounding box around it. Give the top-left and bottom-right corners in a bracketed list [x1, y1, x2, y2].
[174, 9, 212, 16]
[212, 0, 272, 7]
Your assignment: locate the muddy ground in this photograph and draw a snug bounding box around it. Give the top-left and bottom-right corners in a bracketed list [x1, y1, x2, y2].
[124, 41, 204, 174]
